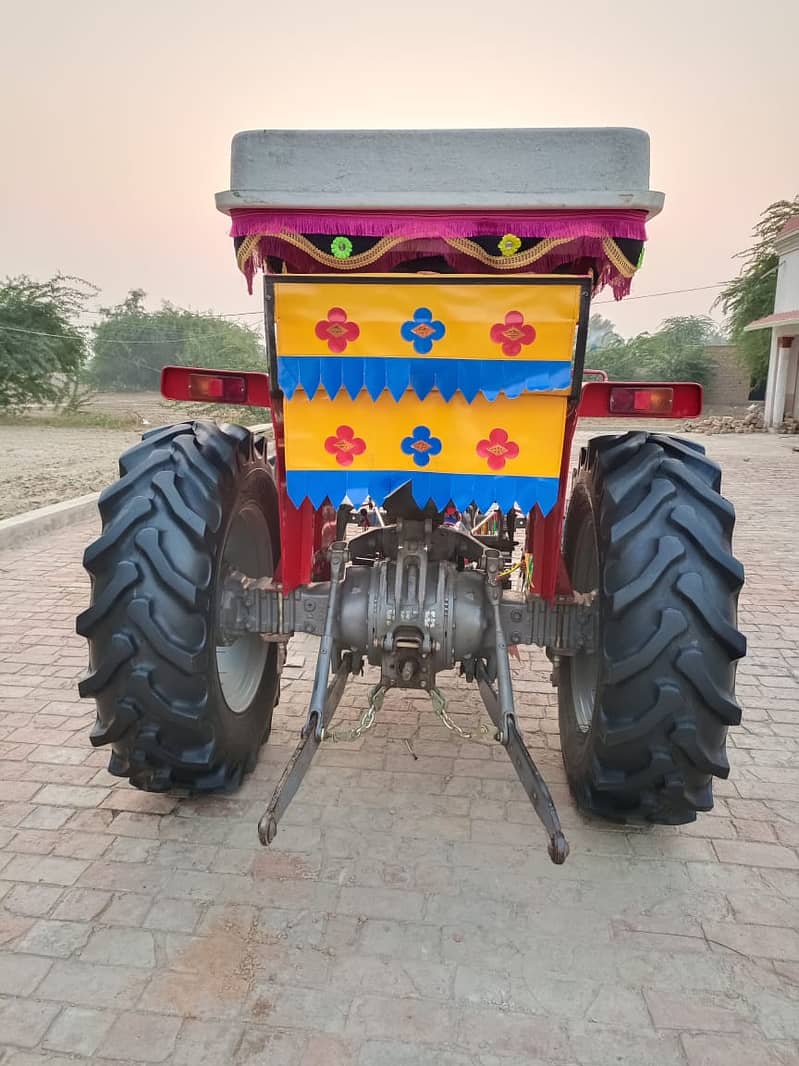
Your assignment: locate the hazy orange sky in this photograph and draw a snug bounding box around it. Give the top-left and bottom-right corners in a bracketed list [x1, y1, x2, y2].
[2, 0, 797, 339]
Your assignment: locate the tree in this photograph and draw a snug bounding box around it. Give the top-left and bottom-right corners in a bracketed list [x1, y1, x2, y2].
[0, 274, 96, 411]
[90, 291, 266, 391]
[717, 196, 799, 388]
[595, 315, 718, 385]
[586, 313, 620, 352]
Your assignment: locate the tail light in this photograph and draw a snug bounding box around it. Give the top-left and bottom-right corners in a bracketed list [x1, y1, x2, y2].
[610, 386, 674, 415]
[578, 381, 702, 418]
[161, 366, 271, 407]
[188, 373, 247, 403]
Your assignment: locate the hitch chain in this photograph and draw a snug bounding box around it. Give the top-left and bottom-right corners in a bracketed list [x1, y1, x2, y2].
[430, 687, 490, 742]
[324, 683, 491, 745]
[322, 684, 385, 743]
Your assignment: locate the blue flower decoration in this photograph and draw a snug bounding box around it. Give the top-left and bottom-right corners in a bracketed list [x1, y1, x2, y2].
[401, 425, 443, 467]
[401, 307, 446, 354]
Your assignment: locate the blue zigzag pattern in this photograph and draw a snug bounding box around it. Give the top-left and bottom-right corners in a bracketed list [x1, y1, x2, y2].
[277, 356, 572, 402]
[286, 470, 560, 515]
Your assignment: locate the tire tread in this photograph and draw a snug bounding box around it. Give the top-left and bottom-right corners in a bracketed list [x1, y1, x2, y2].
[76, 420, 280, 792]
[559, 431, 745, 824]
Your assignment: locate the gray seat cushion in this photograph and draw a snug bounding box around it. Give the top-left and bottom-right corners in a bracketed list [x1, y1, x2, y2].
[215, 128, 663, 216]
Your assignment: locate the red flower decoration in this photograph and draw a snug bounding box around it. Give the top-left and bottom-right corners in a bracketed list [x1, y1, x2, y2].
[324, 424, 366, 467]
[476, 428, 520, 471]
[490, 311, 536, 357]
[315, 307, 360, 353]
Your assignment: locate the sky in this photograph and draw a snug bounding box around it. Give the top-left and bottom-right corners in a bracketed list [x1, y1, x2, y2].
[1, 0, 797, 340]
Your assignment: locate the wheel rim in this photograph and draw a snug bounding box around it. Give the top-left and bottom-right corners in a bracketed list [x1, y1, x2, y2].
[568, 511, 600, 733]
[215, 500, 272, 714]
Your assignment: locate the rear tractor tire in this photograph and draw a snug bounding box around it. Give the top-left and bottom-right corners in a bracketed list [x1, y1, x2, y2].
[558, 432, 746, 824]
[76, 420, 281, 792]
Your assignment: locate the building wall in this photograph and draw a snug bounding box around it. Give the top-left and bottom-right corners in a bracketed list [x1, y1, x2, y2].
[703, 344, 751, 407]
[775, 237, 799, 313]
[774, 233, 799, 421]
[787, 340, 799, 420]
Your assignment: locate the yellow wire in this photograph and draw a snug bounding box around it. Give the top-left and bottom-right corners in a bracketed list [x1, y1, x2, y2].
[498, 560, 523, 580]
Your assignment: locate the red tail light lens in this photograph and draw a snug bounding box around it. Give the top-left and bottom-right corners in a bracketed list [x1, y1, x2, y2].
[188, 373, 247, 403]
[161, 366, 272, 407]
[609, 387, 674, 415]
[578, 381, 701, 418]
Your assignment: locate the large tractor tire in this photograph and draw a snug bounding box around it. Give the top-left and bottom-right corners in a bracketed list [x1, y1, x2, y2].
[558, 432, 746, 824]
[76, 421, 281, 792]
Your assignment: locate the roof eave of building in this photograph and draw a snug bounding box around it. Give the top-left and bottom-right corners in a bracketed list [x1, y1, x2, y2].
[744, 311, 799, 333]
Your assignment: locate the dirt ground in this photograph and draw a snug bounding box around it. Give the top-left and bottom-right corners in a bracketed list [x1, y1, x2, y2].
[0, 426, 142, 519]
[0, 394, 267, 519]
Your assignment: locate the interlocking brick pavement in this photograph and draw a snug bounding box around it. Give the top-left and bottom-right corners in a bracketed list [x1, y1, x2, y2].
[0, 429, 798, 1065]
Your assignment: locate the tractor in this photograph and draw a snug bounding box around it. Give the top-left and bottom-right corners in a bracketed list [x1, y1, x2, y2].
[77, 128, 746, 863]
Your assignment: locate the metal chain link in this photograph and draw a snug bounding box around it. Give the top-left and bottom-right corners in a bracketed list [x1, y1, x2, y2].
[323, 682, 490, 746]
[322, 683, 386, 743]
[430, 686, 490, 742]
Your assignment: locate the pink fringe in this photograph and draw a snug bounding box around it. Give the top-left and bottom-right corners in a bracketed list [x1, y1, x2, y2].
[230, 208, 647, 242]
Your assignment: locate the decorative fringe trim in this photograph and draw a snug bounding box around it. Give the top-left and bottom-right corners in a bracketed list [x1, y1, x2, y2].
[277, 356, 572, 403]
[285, 469, 560, 515]
[443, 237, 573, 269]
[237, 234, 639, 300]
[230, 208, 648, 242]
[602, 237, 637, 278]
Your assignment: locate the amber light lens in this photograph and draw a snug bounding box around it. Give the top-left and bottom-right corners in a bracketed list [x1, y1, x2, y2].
[188, 373, 247, 403]
[609, 387, 674, 415]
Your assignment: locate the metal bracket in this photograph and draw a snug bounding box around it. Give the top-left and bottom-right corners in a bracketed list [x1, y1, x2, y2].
[306, 542, 348, 737]
[499, 592, 598, 654]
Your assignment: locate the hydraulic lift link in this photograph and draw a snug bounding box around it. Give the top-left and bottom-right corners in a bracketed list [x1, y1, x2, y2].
[258, 655, 351, 845]
[480, 550, 570, 865]
[258, 542, 350, 847]
[476, 671, 569, 865]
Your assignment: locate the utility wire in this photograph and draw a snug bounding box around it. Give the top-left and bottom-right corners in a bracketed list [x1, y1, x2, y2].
[0, 324, 88, 339]
[0, 325, 162, 378]
[0, 281, 728, 344]
[593, 283, 725, 304]
[0, 322, 261, 344]
[75, 282, 729, 318]
[77, 308, 262, 317]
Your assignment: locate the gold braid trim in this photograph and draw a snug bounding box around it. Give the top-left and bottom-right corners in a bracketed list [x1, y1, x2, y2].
[237, 231, 404, 273]
[236, 235, 262, 273]
[236, 231, 639, 278]
[602, 238, 637, 278]
[276, 232, 404, 269]
[444, 237, 573, 269]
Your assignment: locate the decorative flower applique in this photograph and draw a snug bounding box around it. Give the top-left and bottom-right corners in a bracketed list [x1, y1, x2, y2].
[490, 311, 537, 357]
[331, 236, 353, 259]
[324, 425, 366, 466]
[498, 233, 522, 257]
[401, 308, 446, 354]
[476, 428, 520, 471]
[401, 425, 443, 467]
[315, 307, 360, 353]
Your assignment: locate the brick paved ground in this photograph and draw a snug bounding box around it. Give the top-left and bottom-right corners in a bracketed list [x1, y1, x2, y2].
[0, 429, 798, 1065]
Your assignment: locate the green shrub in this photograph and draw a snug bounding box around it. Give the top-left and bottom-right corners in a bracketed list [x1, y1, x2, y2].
[90, 290, 266, 391]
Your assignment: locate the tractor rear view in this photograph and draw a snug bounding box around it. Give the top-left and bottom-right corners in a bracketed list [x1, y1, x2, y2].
[77, 128, 745, 862]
